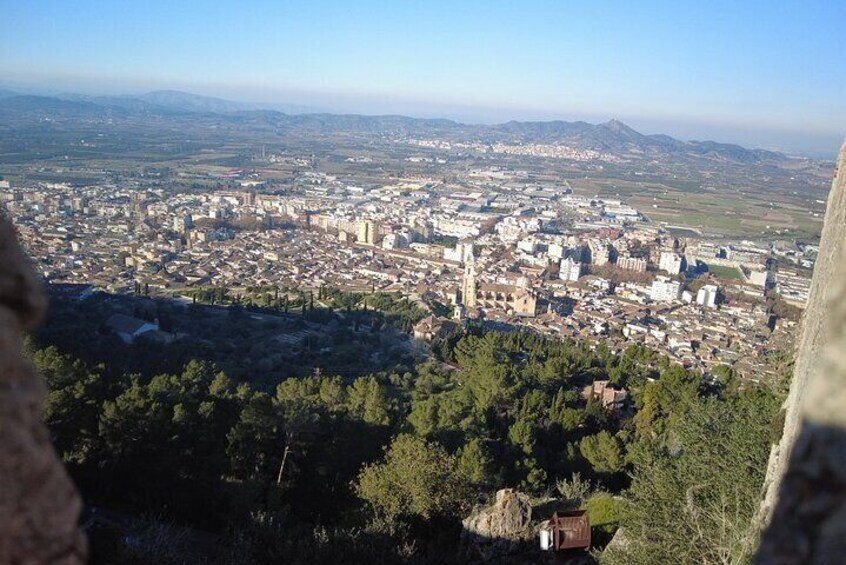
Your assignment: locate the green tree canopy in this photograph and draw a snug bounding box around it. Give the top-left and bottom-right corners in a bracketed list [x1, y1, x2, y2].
[580, 430, 626, 474]
[354, 434, 468, 521]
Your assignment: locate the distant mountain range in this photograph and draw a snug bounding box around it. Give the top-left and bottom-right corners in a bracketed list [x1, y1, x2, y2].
[0, 89, 797, 164]
[45, 90, 255, 114]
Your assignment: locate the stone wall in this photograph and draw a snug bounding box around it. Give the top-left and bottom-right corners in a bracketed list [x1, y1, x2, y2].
[0, 217, 87, 563]
[756, 142, 846, 563]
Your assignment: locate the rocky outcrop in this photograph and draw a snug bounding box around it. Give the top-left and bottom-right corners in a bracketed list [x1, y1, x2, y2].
[755, 142, 846, 563]
[0, 217, 87, 563]
[462, 489, 533, 561]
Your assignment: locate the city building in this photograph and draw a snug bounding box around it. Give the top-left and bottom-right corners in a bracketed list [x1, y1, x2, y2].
[659, 251, 685, 275]
[560, 258, 584, 282]
[548, 242, 566, 260]
[748, 268, 771, 289]
[650, 275, 682, 302]
[696, 284, 719, 308]
[357, 220, 378, 245]
[461, 263, 538, 316]
[444, 240, 475, 264]
[104, 314, 159, 344]
[775, 269, 812, 307]
[618, 255, 647, 273]
[413, 315, 459, 341]
[588, 241, 613, 266]
[172, 213, 193, 233]
[461, 262, 478, 309]
[474, 282, 539, 316]
[583, 380, 629, 411]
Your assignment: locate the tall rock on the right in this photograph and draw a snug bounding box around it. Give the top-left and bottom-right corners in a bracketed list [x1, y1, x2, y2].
[756, 142, 846, 564]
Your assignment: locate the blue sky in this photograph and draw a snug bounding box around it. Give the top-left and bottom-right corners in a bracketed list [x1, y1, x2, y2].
[2, 0, 844, 156]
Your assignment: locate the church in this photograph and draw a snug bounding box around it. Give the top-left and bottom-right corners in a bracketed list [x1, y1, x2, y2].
[461, 262, 539, 317]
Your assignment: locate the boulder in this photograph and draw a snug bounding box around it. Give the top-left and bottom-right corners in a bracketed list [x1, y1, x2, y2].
[461, 489, 533, 560]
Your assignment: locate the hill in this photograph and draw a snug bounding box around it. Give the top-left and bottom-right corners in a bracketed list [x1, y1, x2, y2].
[0, 91, 795, 165]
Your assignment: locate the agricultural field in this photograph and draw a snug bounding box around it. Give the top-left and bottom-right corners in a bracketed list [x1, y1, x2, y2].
[570, 176, 826, 240]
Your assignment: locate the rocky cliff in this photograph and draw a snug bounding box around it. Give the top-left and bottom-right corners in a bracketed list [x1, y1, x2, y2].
[756, 142, 846, 563]
[0, 217, 87, 563]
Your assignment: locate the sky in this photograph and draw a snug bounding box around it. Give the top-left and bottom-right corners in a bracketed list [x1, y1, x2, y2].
[2, 0, 844, 157]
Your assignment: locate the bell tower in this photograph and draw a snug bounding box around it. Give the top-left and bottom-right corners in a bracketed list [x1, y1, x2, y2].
[461, 260, 477, 309]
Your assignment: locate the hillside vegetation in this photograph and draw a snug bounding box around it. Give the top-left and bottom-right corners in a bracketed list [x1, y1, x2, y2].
[31, 297, 785, 563]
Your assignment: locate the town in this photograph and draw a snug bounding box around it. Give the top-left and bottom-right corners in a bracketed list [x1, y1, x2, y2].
[2, 159, 814, 385]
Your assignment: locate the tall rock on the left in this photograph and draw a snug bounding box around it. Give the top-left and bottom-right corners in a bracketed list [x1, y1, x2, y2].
[0, 218, 87, 564]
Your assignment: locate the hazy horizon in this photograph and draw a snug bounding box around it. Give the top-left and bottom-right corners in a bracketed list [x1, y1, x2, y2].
[4, 0, 844, 158]
[3, 79, 840, 159]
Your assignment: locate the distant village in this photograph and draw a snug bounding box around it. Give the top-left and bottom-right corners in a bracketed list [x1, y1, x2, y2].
[2, 169, 815, 384]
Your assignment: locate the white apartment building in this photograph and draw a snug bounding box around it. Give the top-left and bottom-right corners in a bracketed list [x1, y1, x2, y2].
[696, 284, 719, 308]
[560, 257, 584, 282]
[618, 255, 647, 273]
[590, 242, 612, 266]
[650, 275, 682, 302]
[659, 251, 684, 275]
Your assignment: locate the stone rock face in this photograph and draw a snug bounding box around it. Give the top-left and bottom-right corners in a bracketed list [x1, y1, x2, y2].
[0, 218, 87, 564]
[756, 142, 846, 563]
[462, 489, 533, 560]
